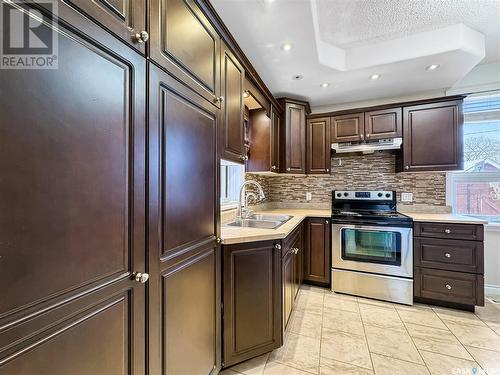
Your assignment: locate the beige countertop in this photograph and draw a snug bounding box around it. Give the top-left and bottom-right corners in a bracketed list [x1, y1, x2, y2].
[402, 212, 488, 225]
[220, 208, 330, 245]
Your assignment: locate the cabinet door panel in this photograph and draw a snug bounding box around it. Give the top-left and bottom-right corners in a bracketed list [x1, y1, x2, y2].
[69, 0, 146, 53]
[150, 0, 221, 106]
[148, 64, 220, 375]
[0, 2, 145, 373]
[271, 106, 281, 172]
[293, 224, 304, 299]
[307, 117, 331, 174]
[304, 219, 331, 285]
[403, 100, 463, 171]
[284, 103, 306, 173]
[330, 113, 364, 142]
[282, 251, 294, 329]
[223, 241, 281, 367]
[221, 44, 245, 162]
[364, 108, 402, 140]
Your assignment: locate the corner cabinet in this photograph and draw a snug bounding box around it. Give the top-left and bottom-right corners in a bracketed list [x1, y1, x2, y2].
[304, 218, 331, 286]
[399, 99, 464, 172]
[280, 98, 310, 174]
[307, 117, 331, 174]
[222, 240, 282, 367]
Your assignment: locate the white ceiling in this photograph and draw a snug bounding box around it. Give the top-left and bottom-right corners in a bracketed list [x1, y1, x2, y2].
[211, 0, 500, 107]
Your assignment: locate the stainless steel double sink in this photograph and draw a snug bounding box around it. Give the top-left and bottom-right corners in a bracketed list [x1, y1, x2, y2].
[225, 214, 293, 229]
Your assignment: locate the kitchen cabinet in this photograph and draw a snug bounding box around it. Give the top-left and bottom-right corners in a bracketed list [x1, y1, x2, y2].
[271, 105, 282, 172]
[68, 0, 146, 53]
[400, 100, 463, 172]
[330, 112, 364, 143]
[304, 218, 331, 286]
[221, 43, 246, 163]
[282, 248, 294, 329]
[307, 117, 331, 174]
[0, 2, 146, 373]
[222, 240, 282, 367]
[149, 0, 222, 108]
[148, 64, 221, 375]
[364, 107, 402, 140]
[280, 98, 310, 174]
[293, 226, 304, 299]
[414, 222, 484, 310]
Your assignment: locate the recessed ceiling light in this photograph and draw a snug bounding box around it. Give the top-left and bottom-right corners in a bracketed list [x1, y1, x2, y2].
[426, 64, 440, 71]
[281, 43, 293, 51]
[370, 74, 381, 80]
[292, 74, 303, 80]
[320, 82, 330, 88]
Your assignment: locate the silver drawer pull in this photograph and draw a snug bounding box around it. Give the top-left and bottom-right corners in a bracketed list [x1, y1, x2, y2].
[445, 284, 452, 290]
[444, 229, 451, 234]
[275, 244, 281, 250]
[444, 252, 451, 258]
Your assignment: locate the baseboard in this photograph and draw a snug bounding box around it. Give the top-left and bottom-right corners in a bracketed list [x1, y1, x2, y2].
[485, 284, 500, 298]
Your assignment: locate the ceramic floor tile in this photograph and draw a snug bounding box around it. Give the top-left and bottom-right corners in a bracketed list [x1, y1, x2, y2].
[324, 293, 360, 313]
[359, 304, 406, 332]
[466, 346, 500, 375]
[444, 320, 500, 352]
[220, 369, 242, 375]
[420, 350, 486, 375]
[322, 308, 365, 336]
[321, 327, 372, 370]
[268, 332, 320, 374]
[405, 323, 473, 360]
[357, 297, 397, 310]
[320, 356, 374, 375]
[325, 291, 358, 301]
[487, 322, 500, 336]
[395, 303, 433, 312]
[288, 309, 323, 339]
[364, 325, 424, 365]
[300, 285, 327, 295]
[263, 361, 312, 375]
[231, 353, 269, 375]
[294, 292, 324, 314]
[371, 353, 430, 375]
[433, 307, 485, 327]
[475, 302, 500, 324]
[397, 308, 448, 329]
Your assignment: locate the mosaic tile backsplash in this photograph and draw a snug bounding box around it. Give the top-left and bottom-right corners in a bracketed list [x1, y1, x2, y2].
[247, 152, 447, 207]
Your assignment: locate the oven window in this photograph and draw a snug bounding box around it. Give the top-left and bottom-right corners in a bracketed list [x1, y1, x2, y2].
[341, 228, 401, 266]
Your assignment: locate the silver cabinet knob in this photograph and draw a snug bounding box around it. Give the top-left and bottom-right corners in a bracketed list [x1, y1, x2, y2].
[286, 167, 291, 171]
[325, 220, 329, 224]
[444, 229, 451, 234]
[214, 96, 224, 104]
[134, 272, 149, 284]
[216, 237, 222, 244]
[133, 30, 149, 43]
[292, 248, 299, 254]
[405, 166, 410, 170]
[271, 165, 277, 170]
[444, 252, 451, 258]
[326, 168, 330, 172]
[445, 284, 452, 290]
[275, 244, 282, 250]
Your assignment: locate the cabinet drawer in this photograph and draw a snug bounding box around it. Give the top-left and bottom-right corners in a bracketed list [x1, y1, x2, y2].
[414, 268, 484, 306]
[414, 238, 483, 273]
[414, 222, 483, 241]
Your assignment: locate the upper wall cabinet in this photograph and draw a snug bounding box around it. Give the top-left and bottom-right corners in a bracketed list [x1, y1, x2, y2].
[69, 0, 147, 53]
[400, 100, 463, 172]
[221, 43, 245, 163]
[306, 117, 331, 174]
[364, 107, 402, 140]
[271, 105, 282, 173]
[150, 0, 221, 107]
[330, 113, 364, 143]
[280, 98, 310, 174]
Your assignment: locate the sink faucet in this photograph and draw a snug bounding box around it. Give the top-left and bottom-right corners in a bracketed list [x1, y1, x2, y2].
[237, 180, 266, 219]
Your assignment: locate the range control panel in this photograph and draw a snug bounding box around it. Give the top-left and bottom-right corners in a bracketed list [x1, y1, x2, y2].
[333, 190, 394, 201]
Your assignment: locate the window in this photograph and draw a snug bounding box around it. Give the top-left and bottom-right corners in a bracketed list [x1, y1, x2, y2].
[220, 159, 245, 209]
[448, 92, 500, 223]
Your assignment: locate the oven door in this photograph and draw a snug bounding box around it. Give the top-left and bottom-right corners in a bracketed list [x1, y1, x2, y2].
[332, 224, 413, 278]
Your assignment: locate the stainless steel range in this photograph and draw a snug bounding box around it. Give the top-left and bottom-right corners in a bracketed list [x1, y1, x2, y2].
[331, 190, 413, 305]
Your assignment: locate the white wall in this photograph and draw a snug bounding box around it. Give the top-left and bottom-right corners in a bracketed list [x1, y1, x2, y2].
[484, 225, 500, 298]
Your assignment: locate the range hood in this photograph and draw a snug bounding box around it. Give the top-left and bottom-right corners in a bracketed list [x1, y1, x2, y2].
[331, 137, 402, 154]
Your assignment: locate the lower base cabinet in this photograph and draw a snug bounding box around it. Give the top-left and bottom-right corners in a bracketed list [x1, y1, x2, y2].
[222, 240, 282, 367]
[304, 218, 331, 286]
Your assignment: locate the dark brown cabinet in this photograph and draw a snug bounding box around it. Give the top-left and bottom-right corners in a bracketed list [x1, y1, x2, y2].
[364, 107, 402, 140]
[307, 117, 331, 174]
[148, 64, 221, 375]
[222, 241, 282, 367]
[401, 100, 463, 172]
[69, 0, 146, 53]
[221, 43, 246, 163]
[282, 248, 294, 329]
[304, 218, 331, 286]
[414, 222, 484, 310]
[149, 0, 222, 108]
[0, 2, 146, 372]
[271, 105, 282, 172]
[293, 227, 304, 299]
[330, 112, 364, 142]
[280, 98, 309, 174]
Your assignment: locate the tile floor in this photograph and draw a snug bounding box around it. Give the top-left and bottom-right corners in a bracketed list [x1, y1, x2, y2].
[221, 286, 500, 375]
